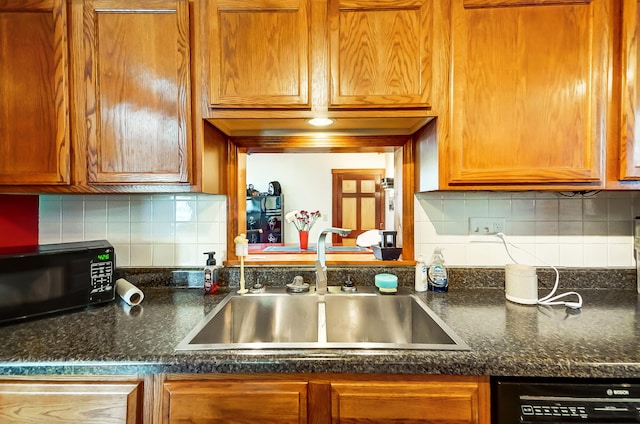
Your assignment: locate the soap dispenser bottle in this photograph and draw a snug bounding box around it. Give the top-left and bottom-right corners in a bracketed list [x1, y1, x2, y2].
[427, 247, 448, 292]
[203, 252, 220, 295]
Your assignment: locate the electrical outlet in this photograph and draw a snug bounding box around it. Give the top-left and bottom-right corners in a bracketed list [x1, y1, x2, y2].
[469, 217, 505, 235]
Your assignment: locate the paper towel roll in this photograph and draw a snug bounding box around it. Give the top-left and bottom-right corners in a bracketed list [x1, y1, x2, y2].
[116, 278, 144, 306]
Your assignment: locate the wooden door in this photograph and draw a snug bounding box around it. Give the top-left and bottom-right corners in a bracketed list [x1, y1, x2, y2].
[0, 381, 143, 423]
[328, 0, 434, 109]
[0, 0, 70, 185]
[75, 0, 192, 184]
[163, 380, 308, 423]
[330, 378, 488, 423]
[208, 0, 310, 108]
[332, 169, 384, 245]
[620, 0, 640, 180]
[445, 0, 611, 187]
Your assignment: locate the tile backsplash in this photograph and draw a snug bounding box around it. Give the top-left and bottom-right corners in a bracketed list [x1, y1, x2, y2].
[415, 191, 640, 268]
[39, 194, 227, 267]
[39, 191, 639, 268]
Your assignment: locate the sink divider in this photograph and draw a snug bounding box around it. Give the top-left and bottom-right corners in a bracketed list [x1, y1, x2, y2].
[317, 300, 327, 343]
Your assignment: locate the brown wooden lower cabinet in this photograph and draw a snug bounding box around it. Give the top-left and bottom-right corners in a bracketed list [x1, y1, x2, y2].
[161, 374, 490, 424]
[0, 379, 144, 424]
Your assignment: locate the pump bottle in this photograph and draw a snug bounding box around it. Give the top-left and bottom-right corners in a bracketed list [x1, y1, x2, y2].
[203, 252, 220, 294]
[427, 247, 448, 292]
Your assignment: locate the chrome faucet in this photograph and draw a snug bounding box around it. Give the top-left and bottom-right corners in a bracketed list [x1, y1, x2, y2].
[315, 227, 352, 293]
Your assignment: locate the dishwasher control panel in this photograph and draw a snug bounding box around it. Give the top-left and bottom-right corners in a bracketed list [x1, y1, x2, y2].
[493, 378, 640, 423]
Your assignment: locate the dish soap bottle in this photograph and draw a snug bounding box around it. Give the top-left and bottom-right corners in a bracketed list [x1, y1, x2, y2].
[203, 252, 220, 295]
[427, 248, 448, 292]
[414, 255, 428, 292]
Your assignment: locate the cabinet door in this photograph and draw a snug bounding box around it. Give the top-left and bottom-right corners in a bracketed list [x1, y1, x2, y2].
[208, 0, 310, 108]
[330, 378, 487, 423]
[0, 381, 143, 424]
[328, 0, 434, 109]
[621, 0, 640, 180]
[446, 0, 611, 187]
[163, 379, 308, 423]
[76, 0, 192, 184]
[0, 0, 70, 185]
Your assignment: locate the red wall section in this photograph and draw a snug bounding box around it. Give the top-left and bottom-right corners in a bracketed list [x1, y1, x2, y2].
[0, 195, 39, 248]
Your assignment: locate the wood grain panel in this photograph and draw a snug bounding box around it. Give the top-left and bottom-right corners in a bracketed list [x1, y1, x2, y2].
[620, 0, 640, 180]
[330, 378, 487, 423]
[446, 0, 610, 185]
[209, 0, 309, 107]
[163, 380, 308, 423]
[81, 0, 191, 184]
[0, 381, 143, 424]
[329, 0, 432, 108]
[0, 0, 70, 185]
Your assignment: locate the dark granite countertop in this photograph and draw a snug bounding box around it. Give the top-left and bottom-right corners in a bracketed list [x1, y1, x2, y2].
[0, 274, 638, 378]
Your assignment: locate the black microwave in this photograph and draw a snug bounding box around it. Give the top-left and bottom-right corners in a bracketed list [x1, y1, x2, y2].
[0, 240, 115, 324]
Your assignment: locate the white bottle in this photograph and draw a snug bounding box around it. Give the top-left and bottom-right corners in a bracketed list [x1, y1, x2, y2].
[427, 247, 448, 292]
[414, 255, 428, 292]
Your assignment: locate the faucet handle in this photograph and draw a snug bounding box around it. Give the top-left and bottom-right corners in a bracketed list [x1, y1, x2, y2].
[341, 275, 356, 292]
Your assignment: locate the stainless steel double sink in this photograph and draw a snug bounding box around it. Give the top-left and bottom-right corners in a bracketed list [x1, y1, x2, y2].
[176, 287, 469, 350]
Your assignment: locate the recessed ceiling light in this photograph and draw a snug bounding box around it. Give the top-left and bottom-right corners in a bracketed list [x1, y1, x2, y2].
[307, 118, 334, 127]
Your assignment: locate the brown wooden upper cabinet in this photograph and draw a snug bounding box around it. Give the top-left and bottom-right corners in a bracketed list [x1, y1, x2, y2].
[619, 0, 640, 182]
[72, 0, 193, 185]
[0, 0, 71, 186]
[205, 0, 435, 111]
[328, 0, 434, 109]
[420, 0, 613, 190]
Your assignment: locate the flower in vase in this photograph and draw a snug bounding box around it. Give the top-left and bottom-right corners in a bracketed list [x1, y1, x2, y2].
[285, 210, 321, 232]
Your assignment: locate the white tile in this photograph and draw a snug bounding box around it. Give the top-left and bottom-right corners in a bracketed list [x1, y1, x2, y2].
[153, 244, 175, 266]
[559, 198, 583, 221]
[113, 244, 130, 266]
[107, 200, 130, 223]
[534, 199, 559, 221]
[464, 199, 489, 217]
[107, 222, 130, 243]
[85, 223, 107, 241]
[415, 195, 443, 221]
[197, 198, 220, 221]
[583, 244, 609, 267]
[442, 199, 466, 221]
[85, 199, 107, 223]
[511, 199, 535, 221]
[534, 243, 559, 267]
[130, 244, 152, 266]
[176, 200, 197, 222]
[62, 198, 84, 223]
[130, 198, 153, 222]
[153, 222, 175, 243]
[558, 221, 582, 236]
[197, 222, 218, 243]
[488, 199, 511, 219]
[39, 197, 62, 222]
[130, 222, 153, 243]
[583, 221, 607, 236]
[61, 221, 84, 242]
[583, 197, 607, 220]
[608, 197, 633, 221]
[176, 222, 198, 243]
[175, 244, 199, 266]
[153, 199, 175, 222]
[608, 243, 634, 267]
[558, 244, 584, 267]
[39, 222, 62, 244]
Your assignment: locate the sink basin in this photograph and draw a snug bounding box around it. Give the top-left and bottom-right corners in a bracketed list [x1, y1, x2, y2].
[176, 287, 469, 350]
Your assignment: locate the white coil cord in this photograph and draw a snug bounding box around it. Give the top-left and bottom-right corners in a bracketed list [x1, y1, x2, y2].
[497, 232, 583, 309]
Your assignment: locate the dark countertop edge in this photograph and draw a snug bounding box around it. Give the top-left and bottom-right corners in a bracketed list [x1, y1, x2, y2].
[1, 356, 639, 379]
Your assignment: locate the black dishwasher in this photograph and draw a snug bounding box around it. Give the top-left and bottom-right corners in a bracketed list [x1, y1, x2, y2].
[492, 377, 640, 423]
